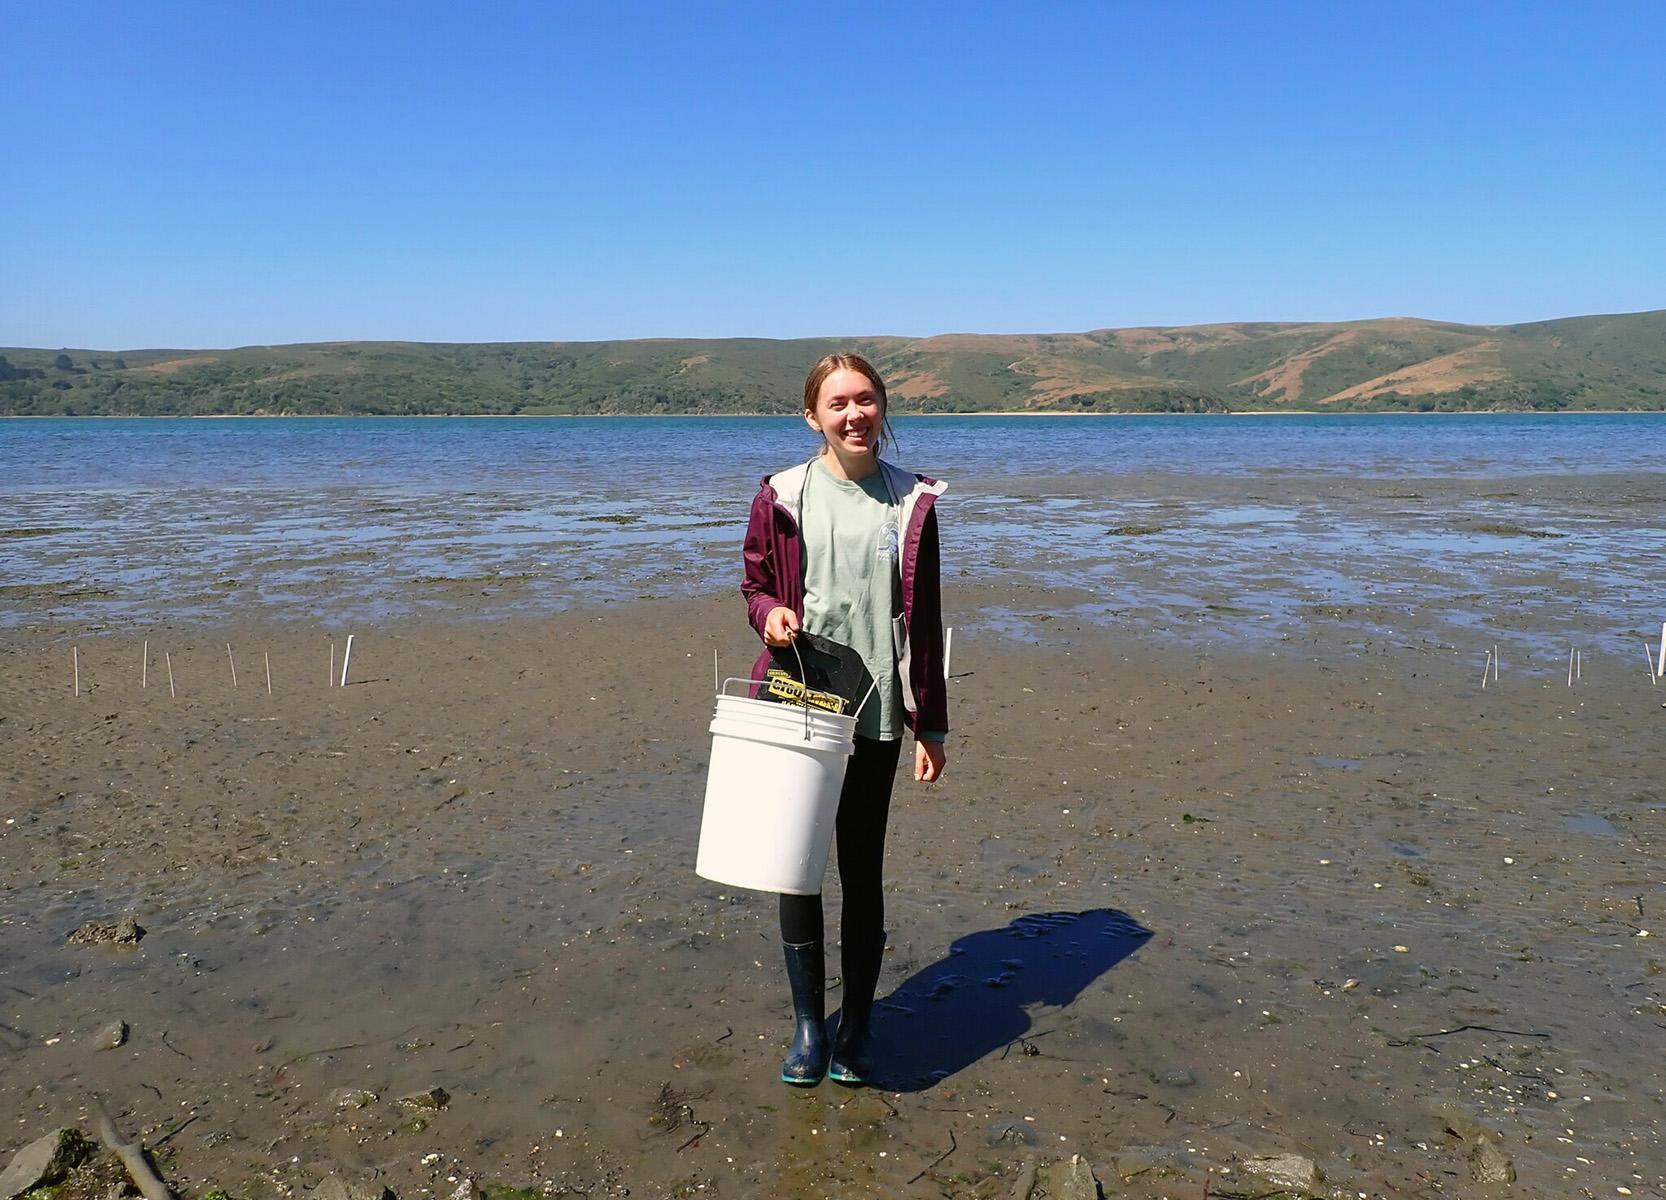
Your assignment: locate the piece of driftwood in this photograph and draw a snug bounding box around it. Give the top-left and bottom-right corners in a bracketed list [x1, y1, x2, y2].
[95, 1107, 175, 1200]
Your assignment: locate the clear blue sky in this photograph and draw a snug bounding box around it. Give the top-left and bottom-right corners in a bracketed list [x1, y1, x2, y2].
[4, 1, 1661, 348]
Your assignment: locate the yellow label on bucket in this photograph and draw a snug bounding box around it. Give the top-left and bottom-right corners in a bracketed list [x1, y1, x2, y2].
[761, 667, 847, 714]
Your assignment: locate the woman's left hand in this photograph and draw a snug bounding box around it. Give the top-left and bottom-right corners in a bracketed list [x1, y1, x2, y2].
[914, 740, 946, 783]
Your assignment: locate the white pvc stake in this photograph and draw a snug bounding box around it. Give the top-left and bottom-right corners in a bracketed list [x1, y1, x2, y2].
[945, 626, 955, 681]
[73, 646, 80, 697]
[165, 652, 176, 699]
[1492, 644, 1500, 683]
[142, 640, 148, 689]
[1576, 650, 1582, 681]
[713, 649, 719, 696]
[227, 643, 238, 689]
[1650, 642, 1660, 685]
[328, 642, 335, 687]
[1480, 649, 1491, 688]
[1659, 622, 1665, 679]
[265, 652, 272, 696]
[339, 634, 354, 687]
[1568, 647, 1575, 687]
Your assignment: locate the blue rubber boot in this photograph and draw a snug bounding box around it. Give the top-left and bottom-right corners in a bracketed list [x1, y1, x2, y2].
[829, 940, 883, 1086]
[780, 940, 828, 1086]
[828, 1015, 874, 1086]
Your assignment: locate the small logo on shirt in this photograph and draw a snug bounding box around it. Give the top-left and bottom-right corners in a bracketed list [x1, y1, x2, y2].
[879, 526, 899, 558]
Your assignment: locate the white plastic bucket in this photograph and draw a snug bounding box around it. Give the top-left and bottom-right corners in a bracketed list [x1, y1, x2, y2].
[695, 681, 857, 894]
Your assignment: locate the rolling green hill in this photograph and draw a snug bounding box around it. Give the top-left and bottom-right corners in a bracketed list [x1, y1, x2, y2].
[4, 309, 1664, 415]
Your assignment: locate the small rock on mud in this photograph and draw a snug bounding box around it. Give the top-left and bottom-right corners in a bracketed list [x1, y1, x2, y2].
[1242, 1152, 1321, 1195]
[66, 918, 144, 947]
[1, 1128, 98, 1200]
[92, 1020, 128, 1051]
[1470, 1137, 1516, 1187]
[396, 1086, 450, 1110]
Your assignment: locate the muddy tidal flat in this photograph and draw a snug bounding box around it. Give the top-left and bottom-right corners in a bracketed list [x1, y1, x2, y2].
[3, 571, 1665, 1198]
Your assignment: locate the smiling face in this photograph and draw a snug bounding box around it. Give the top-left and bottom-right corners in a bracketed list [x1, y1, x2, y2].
[806, 366, 885, 468]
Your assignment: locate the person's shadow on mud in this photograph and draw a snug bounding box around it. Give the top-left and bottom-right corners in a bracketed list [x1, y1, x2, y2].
[847, 909, 1151, 1093]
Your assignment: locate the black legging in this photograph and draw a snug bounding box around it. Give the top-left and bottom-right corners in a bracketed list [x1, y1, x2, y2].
[779, 735, 903, 957]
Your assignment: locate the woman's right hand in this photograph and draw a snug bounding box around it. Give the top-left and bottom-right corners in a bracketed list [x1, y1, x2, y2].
[763, 606, 801, 647]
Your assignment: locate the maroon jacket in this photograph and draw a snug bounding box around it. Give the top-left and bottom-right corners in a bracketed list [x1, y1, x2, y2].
[742, 458, 949, 739]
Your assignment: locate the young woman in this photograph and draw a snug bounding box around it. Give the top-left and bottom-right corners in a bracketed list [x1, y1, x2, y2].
[741, 352, 949, 1086]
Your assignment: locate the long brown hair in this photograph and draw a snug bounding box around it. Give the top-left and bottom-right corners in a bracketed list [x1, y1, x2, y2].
[801, 352, 899, 457]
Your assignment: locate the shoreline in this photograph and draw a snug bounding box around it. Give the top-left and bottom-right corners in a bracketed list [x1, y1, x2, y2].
[3, 408, 1664, 419]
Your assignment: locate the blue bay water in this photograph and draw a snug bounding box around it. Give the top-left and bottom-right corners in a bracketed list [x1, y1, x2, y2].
[3, 413, 1664, 649]
[3, 412, 1663, 491]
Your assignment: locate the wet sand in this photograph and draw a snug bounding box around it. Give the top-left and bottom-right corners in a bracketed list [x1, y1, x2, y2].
[3, 582, 1664, 1199]
[8, 469, 1666, 657]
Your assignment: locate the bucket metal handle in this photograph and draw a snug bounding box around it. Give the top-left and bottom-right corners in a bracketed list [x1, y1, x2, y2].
[791, 640, 812, 741]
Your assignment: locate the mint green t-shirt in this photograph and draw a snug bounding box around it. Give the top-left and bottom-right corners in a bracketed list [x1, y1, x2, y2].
[800, 456, 905, 741]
